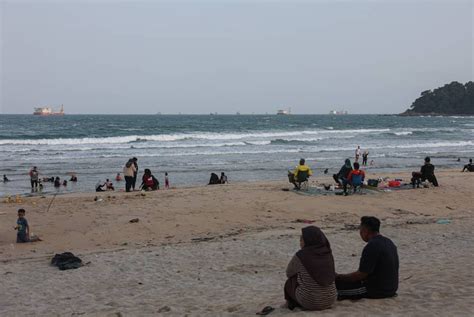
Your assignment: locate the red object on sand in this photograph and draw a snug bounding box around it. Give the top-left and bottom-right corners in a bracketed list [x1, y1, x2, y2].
[388, 180, 401, 187]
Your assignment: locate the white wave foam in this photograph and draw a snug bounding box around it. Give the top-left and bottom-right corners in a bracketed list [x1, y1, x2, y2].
[0, 128, 399, 146]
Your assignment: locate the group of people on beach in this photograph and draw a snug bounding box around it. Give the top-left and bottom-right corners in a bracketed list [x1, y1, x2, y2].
[355, 145, 372, 166]
[26, 166, 78, 192]
[118, 157, 170, 192]
[209, 172, 228, 185]
[290, 150, 456, 194]
[283, 217, 398, 311]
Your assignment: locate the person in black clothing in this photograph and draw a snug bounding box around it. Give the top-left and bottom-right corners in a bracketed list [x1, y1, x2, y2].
[411, 157, 439, 188]
[335, 216, 399, 300]
[362, 151, 369, 166]
[333, 159, 353, 186]
[54, 177, 61, 188]
[209, 173, 220, 185]
[462, 158, 473, 172]
[131, 157, 138, 190]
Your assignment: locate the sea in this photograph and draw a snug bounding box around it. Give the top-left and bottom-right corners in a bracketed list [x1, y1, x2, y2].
[0, 114, 473, 197]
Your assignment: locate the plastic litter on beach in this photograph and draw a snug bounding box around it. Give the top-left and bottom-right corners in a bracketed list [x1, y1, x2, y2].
[436, 219, 451, 224]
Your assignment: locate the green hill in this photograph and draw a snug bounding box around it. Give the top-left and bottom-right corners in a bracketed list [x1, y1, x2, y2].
[401, 81, 474, 116]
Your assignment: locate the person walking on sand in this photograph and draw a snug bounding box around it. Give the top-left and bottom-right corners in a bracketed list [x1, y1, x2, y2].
[165, 172, 170, 189]
[123, 159, 136, 192]
[29, 166, 39, 190]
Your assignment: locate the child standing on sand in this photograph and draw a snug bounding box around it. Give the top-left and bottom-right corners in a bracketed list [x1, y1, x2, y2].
[165, 172, 170, 189]
[14, 208, 41, 243]
[15, 208, 29, 243]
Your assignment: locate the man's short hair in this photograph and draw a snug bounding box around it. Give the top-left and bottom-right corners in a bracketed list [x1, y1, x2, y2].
[18, 208, 26, 214]
[354, 162, 360, 170]
[425, 156, 431, 163]
[300, 158, 305, 165]
[361, 216, 380, 232]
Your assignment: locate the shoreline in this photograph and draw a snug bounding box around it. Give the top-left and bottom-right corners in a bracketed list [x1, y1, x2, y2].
[1, 167, 468, 199]
[0, 167, 473, 316]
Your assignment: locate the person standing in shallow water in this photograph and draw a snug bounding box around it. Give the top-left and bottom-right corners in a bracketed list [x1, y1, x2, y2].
[29, 166, 39, 190]
[131, 157, 138, 190]
[164, 172, 170, 189]
[355, 146, 361, 162]
[284, 226, 337, 311]
[123, 159, 136, 192]
[362, 151, 369, 166]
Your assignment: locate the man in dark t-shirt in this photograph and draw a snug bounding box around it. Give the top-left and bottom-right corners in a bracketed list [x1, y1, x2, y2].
[336, 216, 399, 300]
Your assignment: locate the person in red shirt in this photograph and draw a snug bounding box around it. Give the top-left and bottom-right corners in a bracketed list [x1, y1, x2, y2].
[345, 162, 365, 195]
[141, 169, 159, 191]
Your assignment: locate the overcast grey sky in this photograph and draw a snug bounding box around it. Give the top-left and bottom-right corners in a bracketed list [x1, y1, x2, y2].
[0, 0, 472, 114]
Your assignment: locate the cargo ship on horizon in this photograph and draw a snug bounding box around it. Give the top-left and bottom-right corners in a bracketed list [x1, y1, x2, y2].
[33, 105, 64, 116]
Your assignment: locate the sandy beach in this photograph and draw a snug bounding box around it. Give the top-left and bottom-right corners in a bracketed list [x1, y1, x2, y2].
[1, 169, 473, 316]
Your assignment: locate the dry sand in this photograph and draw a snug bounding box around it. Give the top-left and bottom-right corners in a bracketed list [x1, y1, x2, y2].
[0, 169, 473, 316]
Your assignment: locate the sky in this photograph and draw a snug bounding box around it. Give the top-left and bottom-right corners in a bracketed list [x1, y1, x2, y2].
[0, 0, 472, 114]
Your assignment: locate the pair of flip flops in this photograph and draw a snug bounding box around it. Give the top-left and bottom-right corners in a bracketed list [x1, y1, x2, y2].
[256, 306, 274, 315]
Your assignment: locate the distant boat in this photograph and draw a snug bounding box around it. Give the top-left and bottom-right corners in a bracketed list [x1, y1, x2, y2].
[329, 109, 348, 115]
[33, 105, 64, 116]
[277, 107, 291, 115]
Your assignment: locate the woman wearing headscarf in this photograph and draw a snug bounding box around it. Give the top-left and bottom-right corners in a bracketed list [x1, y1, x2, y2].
[333, 159, 353, 185]
[284, 226, 337, 311]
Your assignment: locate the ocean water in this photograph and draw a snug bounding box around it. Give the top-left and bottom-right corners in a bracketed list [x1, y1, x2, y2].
[0, 114, 473, 196]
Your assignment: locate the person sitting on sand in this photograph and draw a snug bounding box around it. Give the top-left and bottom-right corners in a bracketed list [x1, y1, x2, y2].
[462, 158, 473, 172]
[284, 226, 337, 311]
[209, 172, 220, 185]
[95, 180, 107, 192]
[115, 173, 122, 182]
[69, 174, 78, 182]
[3, 174, 9, 182]
[289, 159, 313, 189]
[336, 216, 399, 300]
[141, 169, 159, 191]
[62, 180, 67, 186]
[345, 162, 365, 195]
[333, 159, 352, 186]
[220, 172, 228, 184]
[411, 157, 439, 188]
[105, 179, 115, 191]
[14, 208, 41, 243]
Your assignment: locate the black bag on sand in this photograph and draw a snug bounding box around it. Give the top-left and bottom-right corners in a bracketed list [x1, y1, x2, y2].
[367, 179, 379, 187]
[51, 252, 83, 270]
